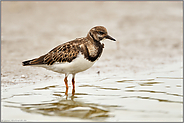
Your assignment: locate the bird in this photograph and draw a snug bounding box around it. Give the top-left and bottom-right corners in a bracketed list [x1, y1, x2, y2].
[22, 26, 116, 96]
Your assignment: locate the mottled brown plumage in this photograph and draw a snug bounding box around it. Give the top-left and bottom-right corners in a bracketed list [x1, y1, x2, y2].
[23, 38, 104, 66]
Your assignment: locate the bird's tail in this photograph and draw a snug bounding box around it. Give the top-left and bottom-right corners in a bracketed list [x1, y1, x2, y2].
[22, 59, 35, 66]
[22, 55, 46, 66]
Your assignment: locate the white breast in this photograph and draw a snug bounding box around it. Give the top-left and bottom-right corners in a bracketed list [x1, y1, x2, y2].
[40, 53, 95, 74]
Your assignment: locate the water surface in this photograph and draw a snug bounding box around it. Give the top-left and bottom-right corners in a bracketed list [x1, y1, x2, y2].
[2, 62, 183, 122]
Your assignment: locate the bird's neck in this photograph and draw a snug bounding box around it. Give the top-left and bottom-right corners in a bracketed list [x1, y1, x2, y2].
[82, 35, 104, 62]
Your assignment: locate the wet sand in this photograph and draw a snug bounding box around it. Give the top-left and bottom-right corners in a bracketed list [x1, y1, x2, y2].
[1, 1, 183, 122]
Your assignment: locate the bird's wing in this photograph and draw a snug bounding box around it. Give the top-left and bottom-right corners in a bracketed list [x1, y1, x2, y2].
[44, 41, 80, 65]
[23, 40, 81, 66]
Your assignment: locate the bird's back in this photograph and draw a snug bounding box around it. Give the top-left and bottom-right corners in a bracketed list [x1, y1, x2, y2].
[22, 39, 83, 66]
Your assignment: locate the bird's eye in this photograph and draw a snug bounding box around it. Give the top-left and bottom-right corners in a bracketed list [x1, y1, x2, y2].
[99, 31, 105, 35]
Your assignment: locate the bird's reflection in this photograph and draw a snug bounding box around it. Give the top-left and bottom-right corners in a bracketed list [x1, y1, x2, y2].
[20, 90, 110, 120]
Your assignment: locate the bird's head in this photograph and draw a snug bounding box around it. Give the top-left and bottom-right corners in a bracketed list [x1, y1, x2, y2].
[87, 26, 116, 42]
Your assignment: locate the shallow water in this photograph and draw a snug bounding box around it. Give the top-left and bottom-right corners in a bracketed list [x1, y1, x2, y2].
[1, 62, 183, 122]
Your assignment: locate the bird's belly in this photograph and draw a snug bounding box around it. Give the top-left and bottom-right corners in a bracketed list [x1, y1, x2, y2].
[43, 53, 95, 74]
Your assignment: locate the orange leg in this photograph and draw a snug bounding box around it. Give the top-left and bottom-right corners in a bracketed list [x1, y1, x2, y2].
[64, 76, 68, 96]
[72, 75, 75, 96]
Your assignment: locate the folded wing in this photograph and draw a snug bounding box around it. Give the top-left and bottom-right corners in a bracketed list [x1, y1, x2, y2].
[22, 41, 80, 66]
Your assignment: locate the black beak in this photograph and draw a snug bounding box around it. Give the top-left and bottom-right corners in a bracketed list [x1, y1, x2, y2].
[105, 35, 116, 41]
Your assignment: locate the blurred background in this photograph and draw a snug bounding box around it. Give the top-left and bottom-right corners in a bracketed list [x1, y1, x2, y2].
[1, 1, 182, 83]
[1, 1, 183, 122]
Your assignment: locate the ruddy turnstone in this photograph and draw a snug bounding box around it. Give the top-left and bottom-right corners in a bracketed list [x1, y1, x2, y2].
[22, 26, 116, 95]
